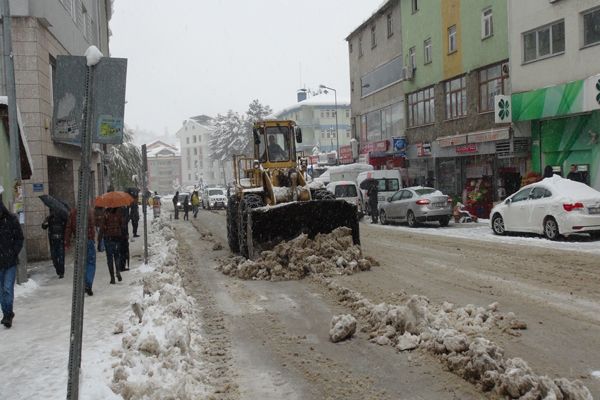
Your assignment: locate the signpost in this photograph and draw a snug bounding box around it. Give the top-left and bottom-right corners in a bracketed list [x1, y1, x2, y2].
[141, 144, 149, 264]
[53, 53, 127, 400]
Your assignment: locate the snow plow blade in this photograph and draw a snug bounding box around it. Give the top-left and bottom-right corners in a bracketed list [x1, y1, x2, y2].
[247, 200, 360, 259]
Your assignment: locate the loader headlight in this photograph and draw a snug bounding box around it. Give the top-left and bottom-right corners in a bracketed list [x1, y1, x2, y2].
[253, 160, 260, 169]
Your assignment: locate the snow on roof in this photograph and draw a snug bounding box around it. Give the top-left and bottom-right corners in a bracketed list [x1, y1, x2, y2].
[273, 92, 350, 117]
[146, 140, 180, 157]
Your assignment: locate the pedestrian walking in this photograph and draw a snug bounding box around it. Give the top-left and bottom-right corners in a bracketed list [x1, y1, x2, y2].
[119, 206, 130, 272]
[367, 181, 379, 224]
[543, 165, 554, 179]
[191, 191, 200, 218]
[64, 205, 97, 296]
[567, 164, 584, 183]
[41, 209, 67, 278]
[183, 195, 190, 221]
[172, 191, 179, 219]
[130, 196, 140, 237]
[152, 192, 161, 219]
[0, 185, 24, 328]
[97, 208, 124, 284]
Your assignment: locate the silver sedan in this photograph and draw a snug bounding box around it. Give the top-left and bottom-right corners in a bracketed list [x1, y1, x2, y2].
[378, 187, 453, 227]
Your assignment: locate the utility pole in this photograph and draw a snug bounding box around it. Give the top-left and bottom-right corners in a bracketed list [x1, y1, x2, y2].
[1, 0, 27, 283]
[141, 144, 148, 264]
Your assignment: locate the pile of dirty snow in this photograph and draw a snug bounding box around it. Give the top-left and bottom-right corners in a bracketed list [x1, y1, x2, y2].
[109, 217, 211, 399]
[217, 227, 377, 280]
[319, 278, 592, 399]
[329, 314, 357, 343]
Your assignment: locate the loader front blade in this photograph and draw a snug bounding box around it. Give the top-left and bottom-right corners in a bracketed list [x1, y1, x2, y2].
[246, 200, 360, 259]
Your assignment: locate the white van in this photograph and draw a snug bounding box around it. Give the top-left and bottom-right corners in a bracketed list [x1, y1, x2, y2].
[314, 163, 373, 186]
[357, 170, 402, 216]
[326, 180, 364, 219]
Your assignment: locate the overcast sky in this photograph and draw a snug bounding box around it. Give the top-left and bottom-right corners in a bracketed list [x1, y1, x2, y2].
[109, 0, 383, 144]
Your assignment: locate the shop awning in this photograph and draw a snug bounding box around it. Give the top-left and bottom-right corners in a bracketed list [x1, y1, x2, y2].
[437, 128, 510, 148]
[0, 96, 34, 179]
[437, 134, 467, 147]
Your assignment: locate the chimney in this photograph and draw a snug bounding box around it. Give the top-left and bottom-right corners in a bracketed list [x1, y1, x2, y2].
[297, 89, 307, 103]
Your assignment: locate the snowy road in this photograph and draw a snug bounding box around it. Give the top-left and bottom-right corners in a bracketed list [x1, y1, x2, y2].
[180, 211, 483, 399]
[186, 209, 600, 398]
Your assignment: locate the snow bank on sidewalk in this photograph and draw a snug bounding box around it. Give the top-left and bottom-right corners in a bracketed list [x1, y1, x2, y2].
[319, 277, 592, 399]
[108, 217, 210, 399]
[217, 227, 377, 280]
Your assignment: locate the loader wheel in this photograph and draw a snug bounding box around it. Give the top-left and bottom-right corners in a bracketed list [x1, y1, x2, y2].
[312, 188, 335, 200]
[226, 196, 239, 253]
[238, 194, 265, 258]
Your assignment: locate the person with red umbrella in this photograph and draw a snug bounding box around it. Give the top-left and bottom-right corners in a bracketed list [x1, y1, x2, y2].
[97, 208, 124, 284]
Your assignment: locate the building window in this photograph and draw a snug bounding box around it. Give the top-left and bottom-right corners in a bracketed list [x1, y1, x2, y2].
[186, 137, 190, 144]
[408, 46, 416, 70]
[387, 13, 393, 38]
[448, 25, 457, 53]
[412, 0, 419, 13]
[359, 35, 363, 57]
[371, 25, 377, 49]
[482, 8, 493, 39]
[445, 76, 467, 120]
[349, 41, 353, 53]
[361, 56, 403, 97]
[424, 38, 432, 64]
[321, 110, 325, 118]
[193, 148, 197, 155]
[346, 129, 351, 138]
[346, 110, 350, 118]
[407, 87, 435, 127]
[326, 110, 330, 118]
[583, 7, 600, 47]
[523, 20, 565, 63]
[193, 135, 197, 143]
[351, 80, 354, 93]
[479, 63, 509, 113]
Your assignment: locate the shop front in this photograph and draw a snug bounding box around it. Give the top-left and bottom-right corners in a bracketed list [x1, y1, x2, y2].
[434, 128, 529, 219]
[511, 73, 600, 191]
[359, 139, 406, 170]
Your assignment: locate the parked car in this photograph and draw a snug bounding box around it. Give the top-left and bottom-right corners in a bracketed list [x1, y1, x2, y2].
[490, 175, 600, 240]
[176, 192, 191, 211]
[378, 186, 453, 227]
[202, 187, 228, 210]
[326, 181, 364, 219]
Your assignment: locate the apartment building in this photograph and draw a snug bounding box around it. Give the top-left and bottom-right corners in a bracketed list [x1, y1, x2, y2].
[0, 0, 111, 260]
[146, 140, 181, 196]
[346, 0, 406, 169]
[508, 0, 600, 191]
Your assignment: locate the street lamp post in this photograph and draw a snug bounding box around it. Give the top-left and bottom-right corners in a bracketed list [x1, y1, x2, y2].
[319, 84, 339, 163]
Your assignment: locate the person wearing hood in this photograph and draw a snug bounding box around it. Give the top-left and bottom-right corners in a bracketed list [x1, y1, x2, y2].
[172, 191, 179, 219]
[0, 185, 24, 328]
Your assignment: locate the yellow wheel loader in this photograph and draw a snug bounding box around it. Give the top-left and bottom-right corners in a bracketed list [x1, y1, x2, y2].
[226, 119, 360, 259]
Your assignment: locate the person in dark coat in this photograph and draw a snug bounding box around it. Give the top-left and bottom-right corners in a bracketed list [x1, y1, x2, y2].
[65, 206, 97, 296]
[543, 165, 554, 179]
[567, 164, 584, 183]
[130, 196, 140, 237]
[42, 209, 67, 278]
[0, 186, 24, 328]
[183, 195, 190, 221]
[367, 181, 379, 224]
[97, 208, 124, 284]
[172, 191, 179, 219]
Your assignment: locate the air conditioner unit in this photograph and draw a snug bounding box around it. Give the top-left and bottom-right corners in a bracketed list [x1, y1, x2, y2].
[403, 65, 414, 81]
[501, 62, 509, 76]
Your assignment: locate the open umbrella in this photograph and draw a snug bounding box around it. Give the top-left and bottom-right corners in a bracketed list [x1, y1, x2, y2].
[125, 187, 139, 198]
[359, 178, 377, 190]
[95, 191, 134, 208]
[39, 194, 69, 220]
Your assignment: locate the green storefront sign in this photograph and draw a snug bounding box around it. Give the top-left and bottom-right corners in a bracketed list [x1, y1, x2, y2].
[511, 74, 600, 190]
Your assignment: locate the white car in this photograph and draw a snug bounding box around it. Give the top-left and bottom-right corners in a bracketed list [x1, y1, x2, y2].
[326, 181, 364, 219]
[202, 188, 228, 210]
[490, 175, 600, 240]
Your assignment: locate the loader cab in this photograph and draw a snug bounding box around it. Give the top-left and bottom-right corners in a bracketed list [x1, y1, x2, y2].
[253, 121, 301, 169]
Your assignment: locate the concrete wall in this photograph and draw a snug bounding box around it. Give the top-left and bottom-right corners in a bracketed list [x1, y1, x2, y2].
[508, 0, 600, 93]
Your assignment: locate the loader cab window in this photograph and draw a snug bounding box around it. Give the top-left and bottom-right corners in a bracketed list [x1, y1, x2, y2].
[261, 127, 291, 162]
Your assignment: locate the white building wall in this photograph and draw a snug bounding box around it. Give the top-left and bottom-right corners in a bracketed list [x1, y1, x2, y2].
[509, 0, 600, 93]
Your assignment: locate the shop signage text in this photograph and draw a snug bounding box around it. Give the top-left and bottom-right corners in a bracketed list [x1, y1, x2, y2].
[417, 142, 432, 157]
[339, 145, 354, 164]
[456, 143, 478, 154]
[360, 140, 389, 154]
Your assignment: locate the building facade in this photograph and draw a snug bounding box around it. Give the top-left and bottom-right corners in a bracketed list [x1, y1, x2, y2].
[399, 0, 518, 218]
[274, 91, 352, 161]
[346, 0, 406, 169]
[508, 0, 600, 191]
[0, 0, 111, 260]
[176, 115, 230, 188]
[146, 140, 181, 196]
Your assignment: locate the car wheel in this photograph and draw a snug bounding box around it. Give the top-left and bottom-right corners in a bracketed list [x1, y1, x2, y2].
[439, 216, 450, 227]
[407, 211, 417, 228]
[379, 210, 388, 225]
[491, 214, 505, 236]
[544, 217, 560, 240]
